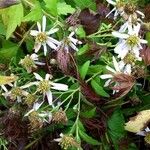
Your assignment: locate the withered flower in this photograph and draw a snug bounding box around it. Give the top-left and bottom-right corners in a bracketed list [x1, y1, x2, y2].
[28, 111, 43, 132]
[111, 73, 136, 98]
[24, 93, 37, 107]
[52, 109, 68, 124]
[56, 45, 70, 74]
[66, 10, 80, 27]
[140, 47, 150, 66]
[79, 8, 100, 35]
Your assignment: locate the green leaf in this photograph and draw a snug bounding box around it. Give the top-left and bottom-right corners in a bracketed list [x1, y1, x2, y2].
[78, 120, 86, 132]
[146, 32, 150, 46]
[108, 109, 126, 150]
[73, 0, 96, 10]
[57, 2, 75, 15]
[23, 2, 42, 22]
[44, 0, 58, 16]
[91, 79, 109, 97]
[81, 107, 96, 118]
[0, 40, 19, 64]
[79, 130, 101, 145]
[77, 44, 88, 56]
[79, 61, 90, 80]
[5, 3, 24, 39]
[76, 26, 86, 38]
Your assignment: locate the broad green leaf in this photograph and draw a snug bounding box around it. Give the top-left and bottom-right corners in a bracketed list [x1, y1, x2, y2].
[108, 109, 126, 149]
[125, 110, 150, 133]
[91, 79, 109, 97]
[73, 0, 96, 10]
[44, 0, 58, 16]
[79, 130, 101, 145]
[88, 65, 103, 75]
[0, 40, 19, 64]
[4, 3, 24, 39]
[0, 75, 17, 85]
[57, 2, 75, 15]
[79, 60, 90, 80]
[23, 2, 42, 22]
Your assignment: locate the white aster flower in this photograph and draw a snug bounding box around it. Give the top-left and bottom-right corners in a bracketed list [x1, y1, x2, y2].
[30, 16, 60, 56]
[19, 53, 45, 73]
[119, 16, 141, 33]
[2, 81, 28, 103]
[100, 56, 131, 87]
[58, 31, 82, 53]
[106, 0, 125, 19]
[112, 29, 147, 59]
[118, 51, 142, 71]
[0, 75, 17, 92]
[54, 133, 79, 149]
[22, 73, 68, 106]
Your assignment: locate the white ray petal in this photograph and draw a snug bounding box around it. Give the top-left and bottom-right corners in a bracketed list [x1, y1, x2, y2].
[69, 42, 78, 51]
[113, 56, 120, 72]
[34, 73, 43, 81]
[45, 74, 50, 80]
[106, 7, 116, 18]
[37, 22, 41, 32]
[46, 90, 53, 105]
[124, 64, 131, 75]
[112, 31, 129, 39]
[46, 28, 59, 35]
[30, 30, 39, 36]
[106, 66, 116, 73]
[43, 44, 47, 56]
[139, 39, 148, 44]
[34, 43, 41, 53]
[136, 10, 145, 18]
[42, 15, 46, 32]
[20, 81, 39, 89]
[104, 79, 111, 87]
[1, 85, 8, 92]
[46, 40, 57, 50]
[51, 83, 68, 91]
[33, 101, 44, 110]
[47, 37, 61, 45]
[30, 53, 38, 60]
[100, 74, 113, 79]
[106, 0, 116, 6]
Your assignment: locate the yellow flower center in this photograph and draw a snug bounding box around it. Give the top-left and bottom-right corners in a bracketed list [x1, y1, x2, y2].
[116, 1, 125, 9]
[123, 52, 136, 64]
[38, 80, 50, 93]
[124, 3, 136, 14]
[145, 133, 150, 144]
[20, 55, 36, 71]
[126, 35, 139, 47]
[36, 32, 47, 43]
[25, 94, 37, 106]
[11, 87, 23, 97]
[60, 135, 79, 150]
